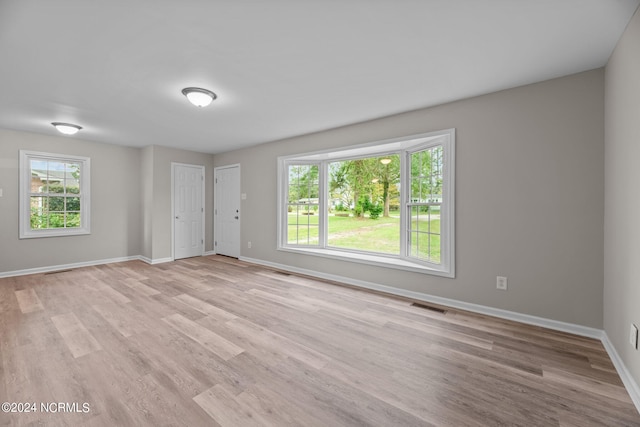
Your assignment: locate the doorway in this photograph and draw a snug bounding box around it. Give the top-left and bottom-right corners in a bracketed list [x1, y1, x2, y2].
[172, 163, 204, 260]
[214, 164, 240, 258]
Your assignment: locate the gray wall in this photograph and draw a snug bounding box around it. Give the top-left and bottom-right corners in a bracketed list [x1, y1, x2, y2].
[604, 8, 640, 388]
[0, 129, 142, 271]
[215, 69, 605, 328]
[0, 129, 215, 272]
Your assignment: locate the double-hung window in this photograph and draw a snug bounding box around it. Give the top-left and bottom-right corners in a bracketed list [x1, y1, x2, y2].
[19, 150, 91, 238]
[278, 129, 455, 277]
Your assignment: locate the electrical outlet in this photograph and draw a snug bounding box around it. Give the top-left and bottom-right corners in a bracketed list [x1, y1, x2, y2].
[496, 276, 508, 290]
[248, 241, 252, 249]
[630, 324, 638, 349]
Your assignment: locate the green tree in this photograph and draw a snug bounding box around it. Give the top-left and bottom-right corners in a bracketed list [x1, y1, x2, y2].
[410, 147, 442, 204]
[374, 156, 400, 217]
[30, 183, 81, 229]
[342, 159, 375, 218]
[288, 165, 319, 203]
[329, 157, 400, 219]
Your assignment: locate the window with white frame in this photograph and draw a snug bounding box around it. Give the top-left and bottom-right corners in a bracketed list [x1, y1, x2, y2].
[19, 150, 91, 238]
[278, 129, 455, 277]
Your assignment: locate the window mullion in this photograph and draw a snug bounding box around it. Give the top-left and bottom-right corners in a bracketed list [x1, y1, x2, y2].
[319, 161, 327, 248]
[400, 149, 408, 258]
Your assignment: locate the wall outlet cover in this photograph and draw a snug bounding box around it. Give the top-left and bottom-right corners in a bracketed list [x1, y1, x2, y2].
[630, 324, 638, 349]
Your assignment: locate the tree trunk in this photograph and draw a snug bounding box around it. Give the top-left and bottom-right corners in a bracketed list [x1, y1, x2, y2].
[383, 180, 390, 217]
[353, 191, 360, 217]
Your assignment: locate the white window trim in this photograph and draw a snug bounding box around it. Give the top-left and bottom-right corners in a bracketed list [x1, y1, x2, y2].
[277, 129, 455, 278]
[19, 150, 91, 239]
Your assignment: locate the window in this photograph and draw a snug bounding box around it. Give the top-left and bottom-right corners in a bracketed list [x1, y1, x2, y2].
[287, 164, 320, 245]
[408, 144, 443, 264]
[278, 129, 455, 277]
[20, 150, 91, 238]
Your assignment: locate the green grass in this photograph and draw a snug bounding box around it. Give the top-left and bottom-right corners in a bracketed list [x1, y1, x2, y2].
[287, 213, 441, 263]
[328, 215, 400, 254]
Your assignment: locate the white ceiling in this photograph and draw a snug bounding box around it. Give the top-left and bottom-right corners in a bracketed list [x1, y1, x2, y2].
[0, 0, 638, 154]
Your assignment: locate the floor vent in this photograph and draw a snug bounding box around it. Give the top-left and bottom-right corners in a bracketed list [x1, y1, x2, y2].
[44, 269, 73, 275]
[411, 302, 447, 314]
[274, 271, 292, 276]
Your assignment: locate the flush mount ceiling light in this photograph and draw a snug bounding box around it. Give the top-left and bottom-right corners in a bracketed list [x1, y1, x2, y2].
[182, 87, 217, 107]
[51, 122, 82, 135]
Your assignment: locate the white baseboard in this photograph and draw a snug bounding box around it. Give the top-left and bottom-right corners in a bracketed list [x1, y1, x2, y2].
[602, 333, 640, 412]
[139, 256, 173, 265]
[0, 252, 210, 277]
[240, 256, 640, 414]
[0, 255, 179, 278]
[0, 256, 141, 278]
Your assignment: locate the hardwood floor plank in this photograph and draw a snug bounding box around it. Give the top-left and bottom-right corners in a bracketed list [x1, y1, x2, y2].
[193, 383, 271, 427]
[130, 330, 218, 396]
[51, 312, 103, 358]
[226, 317, 330, 369]
[542, 365, 635, 403]
[91, 302, 148, 338]
[119, 277, 161, 296]
[14, 288, 44, 313]
[269, 356, 434, 427]
[162, 313, 244, 361]
[245, 288, 319, 313]
[384, 312, 495, 350]
[91, 281, 131, 305]
[173, 293, 238, 321]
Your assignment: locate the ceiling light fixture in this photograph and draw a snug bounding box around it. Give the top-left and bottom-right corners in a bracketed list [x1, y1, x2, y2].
[51, 122, 82, 135]
[380, 158, 392, 165]
[182, 87, 217, 107]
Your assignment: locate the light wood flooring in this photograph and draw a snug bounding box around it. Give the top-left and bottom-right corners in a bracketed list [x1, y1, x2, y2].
[1, 255, 638, 426]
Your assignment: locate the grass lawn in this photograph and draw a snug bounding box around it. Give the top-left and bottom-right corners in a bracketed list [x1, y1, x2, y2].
[287, 213, 441, 262]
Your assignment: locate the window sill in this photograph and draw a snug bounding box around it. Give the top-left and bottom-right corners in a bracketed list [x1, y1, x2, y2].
[19, 229, 91, 239]
[277, 246, 454, 278]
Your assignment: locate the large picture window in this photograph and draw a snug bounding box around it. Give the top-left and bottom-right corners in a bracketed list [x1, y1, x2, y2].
[20, 150, 91, 239]
[278, 129, 455, 277]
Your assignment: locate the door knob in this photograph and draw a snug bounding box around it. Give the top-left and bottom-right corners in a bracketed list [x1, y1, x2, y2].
[234, 216, 239, 219]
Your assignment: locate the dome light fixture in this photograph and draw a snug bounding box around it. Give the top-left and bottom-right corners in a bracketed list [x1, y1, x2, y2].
[51, 122, 82, 135]
[380, 158, 392, 165]
[182, 87, 217, 107]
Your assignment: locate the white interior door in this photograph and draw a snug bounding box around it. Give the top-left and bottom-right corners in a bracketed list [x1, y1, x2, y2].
[174, 164, 204, 260]
[214, 165, 240, 258]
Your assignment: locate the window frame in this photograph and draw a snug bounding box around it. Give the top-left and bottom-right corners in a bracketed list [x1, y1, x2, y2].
[284, 161, 322, 246]
[19, 150, 91, 239]
[277, 129, 455, 277]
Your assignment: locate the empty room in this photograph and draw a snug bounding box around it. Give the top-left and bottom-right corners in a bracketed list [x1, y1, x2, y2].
[1, 1, 639, 425]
